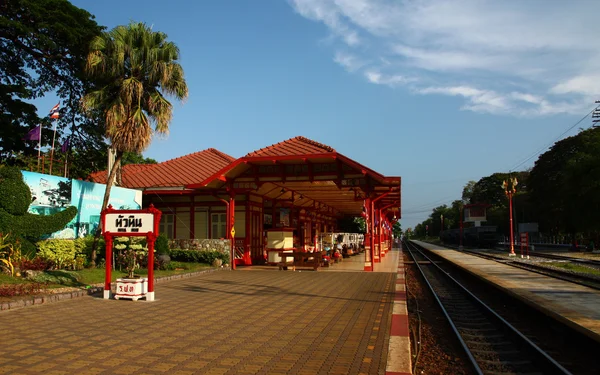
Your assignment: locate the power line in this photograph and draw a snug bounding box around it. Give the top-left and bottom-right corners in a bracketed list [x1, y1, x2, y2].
[507, 103, 600, 172]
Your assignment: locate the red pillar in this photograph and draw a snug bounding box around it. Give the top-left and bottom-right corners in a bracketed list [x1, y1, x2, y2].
[147, 234, 155, 301]
[509, 192, 515, 256]
[104, 236, 112, 299]
[364, 198, 373, 271]
[370, 200, 376, 265]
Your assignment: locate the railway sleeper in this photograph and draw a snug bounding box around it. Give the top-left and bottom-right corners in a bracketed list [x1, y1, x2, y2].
[485, 372, 543, 375]
[460, 327, 504, 334]
[469, 349, 521, 356]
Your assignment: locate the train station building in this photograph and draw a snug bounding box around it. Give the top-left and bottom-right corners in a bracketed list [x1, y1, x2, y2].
[90, 136, 401, 271]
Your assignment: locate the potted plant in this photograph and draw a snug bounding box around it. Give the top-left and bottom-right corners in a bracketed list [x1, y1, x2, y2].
[114, 237, 148, 301]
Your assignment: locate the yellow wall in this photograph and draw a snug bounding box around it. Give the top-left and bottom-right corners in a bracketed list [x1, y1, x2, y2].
[194, 210, 208, 238]
[234, 210, 246, 238]
[175, 209, 191, 239]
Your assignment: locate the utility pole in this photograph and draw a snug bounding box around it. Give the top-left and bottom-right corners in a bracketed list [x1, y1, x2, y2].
[593, 100, 600, 126]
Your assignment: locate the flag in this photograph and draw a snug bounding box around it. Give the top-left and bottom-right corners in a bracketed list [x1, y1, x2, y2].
[23, 125, 41, 141]
[60, 137, 70, 153]
[49, 103, 60, 119]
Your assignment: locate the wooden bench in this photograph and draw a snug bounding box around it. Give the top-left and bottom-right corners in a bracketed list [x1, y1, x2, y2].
[278, 251, 322, 271]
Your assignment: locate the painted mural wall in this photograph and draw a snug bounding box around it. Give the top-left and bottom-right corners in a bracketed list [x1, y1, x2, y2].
[22, 171, 143, 239]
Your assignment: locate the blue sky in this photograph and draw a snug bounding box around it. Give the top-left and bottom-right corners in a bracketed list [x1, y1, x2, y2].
[35, 1, 600, 230]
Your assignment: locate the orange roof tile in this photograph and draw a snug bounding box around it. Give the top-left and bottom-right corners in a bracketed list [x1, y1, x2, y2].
[245, 136, 335, 157]
[88, 148, 235, 188]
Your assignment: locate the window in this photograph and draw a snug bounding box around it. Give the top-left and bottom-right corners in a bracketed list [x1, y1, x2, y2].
[159, 214, 174, 239]
[211, 213, 227, 239]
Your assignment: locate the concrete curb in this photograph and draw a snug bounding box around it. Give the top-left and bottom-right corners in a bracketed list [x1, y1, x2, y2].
[0, 266, 229, 312]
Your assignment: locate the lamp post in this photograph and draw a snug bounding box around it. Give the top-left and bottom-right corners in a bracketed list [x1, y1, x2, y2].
[440, 214, 444, 236]
[459, 205, 463, 250]
[502, 177, 518, 256]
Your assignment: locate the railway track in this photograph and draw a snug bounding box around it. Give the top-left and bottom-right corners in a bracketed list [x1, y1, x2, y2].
[405, 240, 571, 375]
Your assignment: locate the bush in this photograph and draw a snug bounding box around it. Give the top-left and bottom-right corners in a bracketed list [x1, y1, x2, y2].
[155, 233, 169, 254]
[19, 256, 53, 271]
[0, 282, 46, 297]
[36, 239, 85, 270]
[0, 167, 77, 254]
[168, 249, 230, 265]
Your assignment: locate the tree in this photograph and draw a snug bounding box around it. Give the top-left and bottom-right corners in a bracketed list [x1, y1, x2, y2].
[529, 127, 600, 236]
[392, 221, 401, 238]
[461, 180, 477, 203]
[121, 152, 158, 166]
[0, 0, 106, 173]
[83, 22, 188, 266]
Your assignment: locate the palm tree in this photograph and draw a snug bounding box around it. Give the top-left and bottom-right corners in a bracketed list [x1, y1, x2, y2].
[83, 22, 188, 266]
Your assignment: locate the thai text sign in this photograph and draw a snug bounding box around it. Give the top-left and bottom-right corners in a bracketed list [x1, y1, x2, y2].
[104, 213, 154, 233]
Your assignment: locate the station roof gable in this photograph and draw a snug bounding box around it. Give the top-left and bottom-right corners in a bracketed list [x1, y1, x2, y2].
[88, 148, 234, 189]
[187, 136, 401, 217]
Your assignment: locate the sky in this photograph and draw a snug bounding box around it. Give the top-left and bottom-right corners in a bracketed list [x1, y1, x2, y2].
[35, 0, 600, 230]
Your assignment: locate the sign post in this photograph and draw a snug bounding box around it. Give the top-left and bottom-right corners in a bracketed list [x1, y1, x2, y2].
[101, 204, 162, 301]
[520, 232, 529, 259]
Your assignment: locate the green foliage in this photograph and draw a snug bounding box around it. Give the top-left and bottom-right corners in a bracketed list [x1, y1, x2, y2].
[168, 249, 230, 266]
[337, 217, 365, 233]
[0, 233, 22, 276]
[28, 270, 83, 286]
[36, 239, 86, 270]
[0, 0, 107, 173]
[529, 127, 600, 234]
[0, 167, 77, 254]
[392, 221, 402, 238]
[155, 233, 169, 255]
[121, 152, 158, 166]
[0, 166, 31, 215]
[113, 237, 148, 278]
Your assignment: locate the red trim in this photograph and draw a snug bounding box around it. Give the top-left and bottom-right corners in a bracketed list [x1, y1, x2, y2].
[186, 152, 400, 189]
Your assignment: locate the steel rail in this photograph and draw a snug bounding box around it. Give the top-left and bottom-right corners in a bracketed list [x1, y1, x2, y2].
[405, 240, 572, 375]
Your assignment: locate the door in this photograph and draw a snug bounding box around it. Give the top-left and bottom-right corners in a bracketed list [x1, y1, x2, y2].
[251, 210, 263, 262]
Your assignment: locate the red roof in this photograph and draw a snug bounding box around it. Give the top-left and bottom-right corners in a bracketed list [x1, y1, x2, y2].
[89, 148, 235, 188]
[245, 136, 335, 157]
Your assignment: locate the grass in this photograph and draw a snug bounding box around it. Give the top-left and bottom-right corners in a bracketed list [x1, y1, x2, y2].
[0, 262, 213, 290]
[541, 262, 600, 276]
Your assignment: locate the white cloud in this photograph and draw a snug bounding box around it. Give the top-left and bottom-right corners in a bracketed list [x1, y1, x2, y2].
[333, 51, 365, 72]
[551, 75, 600, 97]
[288, 0, 600, 116]
[365, 71, 414, 86]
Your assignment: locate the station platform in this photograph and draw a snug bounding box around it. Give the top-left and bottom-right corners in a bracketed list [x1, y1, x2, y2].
[0, 248, 411, 375]
[413, 240, 600, 343]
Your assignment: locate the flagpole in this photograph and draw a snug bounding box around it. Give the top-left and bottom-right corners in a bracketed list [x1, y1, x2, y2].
[37, 125, 42, 172]
[49, 118, 57, 175]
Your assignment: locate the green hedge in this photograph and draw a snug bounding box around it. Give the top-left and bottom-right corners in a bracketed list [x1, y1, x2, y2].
[37, 238, 86, 270]
[168, 249, 230, 265]
[0, 167, 78, 256]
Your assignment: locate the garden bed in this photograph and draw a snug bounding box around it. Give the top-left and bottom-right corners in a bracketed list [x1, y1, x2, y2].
[0, 262, 218, 308]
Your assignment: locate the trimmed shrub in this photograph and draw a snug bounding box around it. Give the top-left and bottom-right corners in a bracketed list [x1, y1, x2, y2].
[36, 239, 85, 270]
[168, 249, 230, 265]
[0, 167, 77, 255]
[155, 233, 169, 254]
[19, 256, 53, 271]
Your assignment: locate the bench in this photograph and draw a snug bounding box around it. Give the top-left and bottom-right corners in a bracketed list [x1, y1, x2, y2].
[278, 251, 322, 271]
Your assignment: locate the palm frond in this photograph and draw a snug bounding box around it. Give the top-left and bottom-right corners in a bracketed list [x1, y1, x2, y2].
[83, 21, 187, 154]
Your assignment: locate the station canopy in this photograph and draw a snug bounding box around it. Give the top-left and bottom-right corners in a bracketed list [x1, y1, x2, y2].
[186, 137, 401, 219]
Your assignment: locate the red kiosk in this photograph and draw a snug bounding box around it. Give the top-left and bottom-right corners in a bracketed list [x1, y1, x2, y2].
[101, 204, 162, 301]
